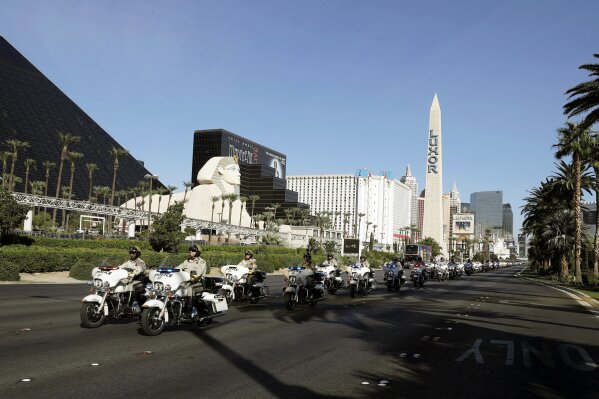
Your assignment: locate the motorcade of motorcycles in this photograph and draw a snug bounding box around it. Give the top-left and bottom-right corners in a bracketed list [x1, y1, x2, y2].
[80, 257, 145, 328]
[382, 262, 404, 291]
[220, 264, 268, 304]
[316, 263, 343, 294]
[141, 258, 228, 336]
[346, 263, 376, 298]
[283, 266, 326, 310]
[447, 263, 461, 279]
[411, 265, 426, 288]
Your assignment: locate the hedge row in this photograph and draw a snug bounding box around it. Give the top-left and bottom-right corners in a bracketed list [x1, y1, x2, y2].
[0, 259, 20, 281]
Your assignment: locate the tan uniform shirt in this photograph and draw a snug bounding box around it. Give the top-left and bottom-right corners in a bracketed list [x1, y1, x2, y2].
[179, 257, 207, 279]
[238, 258, 257, 272]
[119, 258, 146, 279]
[321, 259, 339, 268]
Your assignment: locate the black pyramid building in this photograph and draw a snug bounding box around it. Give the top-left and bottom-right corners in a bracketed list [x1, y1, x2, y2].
[0, 36, 161, 201]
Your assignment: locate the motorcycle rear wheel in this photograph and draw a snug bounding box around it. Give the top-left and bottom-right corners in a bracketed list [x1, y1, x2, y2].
[218, 289, 234, 305]
[141, 307, 165, 336]
[284, 293, 296, 311]
[80, 302, 105, 328]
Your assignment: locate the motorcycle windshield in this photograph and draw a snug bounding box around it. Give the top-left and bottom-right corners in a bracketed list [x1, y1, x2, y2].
[100, 257, 122, 269]
[157, 255, 179, 272]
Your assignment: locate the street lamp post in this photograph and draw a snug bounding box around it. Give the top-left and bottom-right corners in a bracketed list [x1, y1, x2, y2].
[144, 174, 159, 234]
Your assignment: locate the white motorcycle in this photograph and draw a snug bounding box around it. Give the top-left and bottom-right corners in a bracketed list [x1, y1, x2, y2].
[220, 265, 269, 304]
[316, 264, 343, 294]
[80, 258, 145, 328]
[346, 264, 376, 298]
[382, 263, 405, 292]
[283, 266, 326, 311]
[141, 260, 228, 336]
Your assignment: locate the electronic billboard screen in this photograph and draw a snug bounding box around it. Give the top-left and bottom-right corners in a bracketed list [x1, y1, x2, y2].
[222, 133, 287, 179]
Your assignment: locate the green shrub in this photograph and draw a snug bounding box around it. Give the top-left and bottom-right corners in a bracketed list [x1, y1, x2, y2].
[0, 259, 20, 281]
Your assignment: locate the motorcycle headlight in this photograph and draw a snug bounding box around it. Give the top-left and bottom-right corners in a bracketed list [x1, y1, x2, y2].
[94, 279, 102, 288]
[165, 284, 172, 292]
[103, 281, 110, 288]
[145, 283, 153, 290]
[154, 282, 164, 292]
[289, 276, 296, 284]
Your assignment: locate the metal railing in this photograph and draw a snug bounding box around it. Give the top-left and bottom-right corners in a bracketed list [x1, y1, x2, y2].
[11, 192, 309, 240]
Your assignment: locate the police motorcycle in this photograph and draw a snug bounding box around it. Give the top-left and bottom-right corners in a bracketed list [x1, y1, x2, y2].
[382, 261, 404, 292]
[346, 263, 376, 298]
[80, 257, 145, 328]
[447, 262, 460, 280]
[220, 264, 268, 304]
[464, 261, 474, 275]
[141, 257, 228, 336]
[411, 264, 426, 288]
[283, 266, 326, 311]
[316, 263, 343, 294]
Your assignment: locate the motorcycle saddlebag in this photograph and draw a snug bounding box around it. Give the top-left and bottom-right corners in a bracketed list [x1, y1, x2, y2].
[201, 292, 228, 313]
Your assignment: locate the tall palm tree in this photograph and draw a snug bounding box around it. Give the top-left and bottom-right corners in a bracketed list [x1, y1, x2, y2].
[29, 181, 45, 214]
[63, 151, 83, 227]
[210, 195, 219, 222]
[4, 139, 29, 191]
[284, 208, 294, 225]
[270, 203, 280, 221]
[248, 195, 260, 227]
[156, 187, 168, 213]
[227, 193, 238, 225]
[23, 158, 36, 194]
[85, 163, 98, 202]
[0, 151, 11, 189]
[357, 212, 365, 240]
[564, 54, 599, 130]
[239, 196, 248, 226]
[166, 185, 178, 208]
[220, 194, 226, 223]
[42, 161, 56, 197]
[553, 122, 593, 283]
[343, 212, 351, 237]
[53, 132, 80, 223]
[588, 136, 599, 277]
[542, 209, 576, 279]
[109, 147, 128, 206]
[182, 181, 193, 202]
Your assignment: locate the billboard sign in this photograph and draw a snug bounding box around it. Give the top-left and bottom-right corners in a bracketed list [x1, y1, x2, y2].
[221, 133, 287, 179]
[343, 239, 360, 254]
[453, 213, 474, 235]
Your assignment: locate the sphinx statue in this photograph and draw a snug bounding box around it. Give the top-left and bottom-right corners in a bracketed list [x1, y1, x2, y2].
[182, 156, 252, 226]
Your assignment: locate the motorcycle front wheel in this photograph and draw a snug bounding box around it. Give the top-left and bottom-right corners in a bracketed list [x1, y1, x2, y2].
[284, 293, 296, 311]
[80, 302, 105, 328]
[349, 284, 357, 298]
[141, 307, 165, 336]
[387, 282, 392, 292]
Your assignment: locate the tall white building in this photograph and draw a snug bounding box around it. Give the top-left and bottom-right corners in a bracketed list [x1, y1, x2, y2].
[400, 164, 419, 228]
[287, 173, 412, 248]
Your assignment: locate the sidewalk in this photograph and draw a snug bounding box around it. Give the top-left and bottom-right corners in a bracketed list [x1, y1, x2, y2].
[519, 271, 599, 309]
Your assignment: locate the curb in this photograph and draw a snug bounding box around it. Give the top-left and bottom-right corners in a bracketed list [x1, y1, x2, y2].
[519, 274, 599, 310]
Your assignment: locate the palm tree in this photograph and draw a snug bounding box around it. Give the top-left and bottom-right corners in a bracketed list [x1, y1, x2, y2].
[588, 136, 599, 277]
[157, 187, 168, 213]
[42, 161, 56, 197]
[343, 212, 351, 237]
[284, 208, 295, 225]
[211, 195, 219, 222]
[248, 195, 260, 227]
[85, 163, 98, 202]
[92, 186, 104, 204]
[357, 212, 365, 240]
[227, 194, 238, 225]
[564, 54, 599, 130]
[182, 181, 193, 202]
[4, 139, 29, 191]
[0, 151, 11, 189]
[239, 196, 248, 226]
[63, 151, 83, 227]
[542, 209, 576, 279]
[166, 185, 178, 208]
[23, 158, 36, 194]
[553, 122, 593, 283]
[53, 132, 80, 223]
[109, 147, 128, 206]
[220, 194, 226, 223]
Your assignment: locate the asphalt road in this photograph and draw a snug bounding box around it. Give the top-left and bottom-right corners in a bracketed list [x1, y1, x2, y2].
[0, 266, 598, 399]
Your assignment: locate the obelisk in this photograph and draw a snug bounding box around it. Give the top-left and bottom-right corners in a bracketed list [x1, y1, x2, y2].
[422, 94, 444, 256]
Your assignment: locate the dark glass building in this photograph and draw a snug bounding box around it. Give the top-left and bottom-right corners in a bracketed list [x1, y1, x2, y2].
[191, 129, 308, 217]
[0, 36, 162, 201]
[502, 203, 513, 239]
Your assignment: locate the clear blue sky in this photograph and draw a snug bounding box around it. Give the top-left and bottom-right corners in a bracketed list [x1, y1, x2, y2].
[2, 0, 599, 234]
